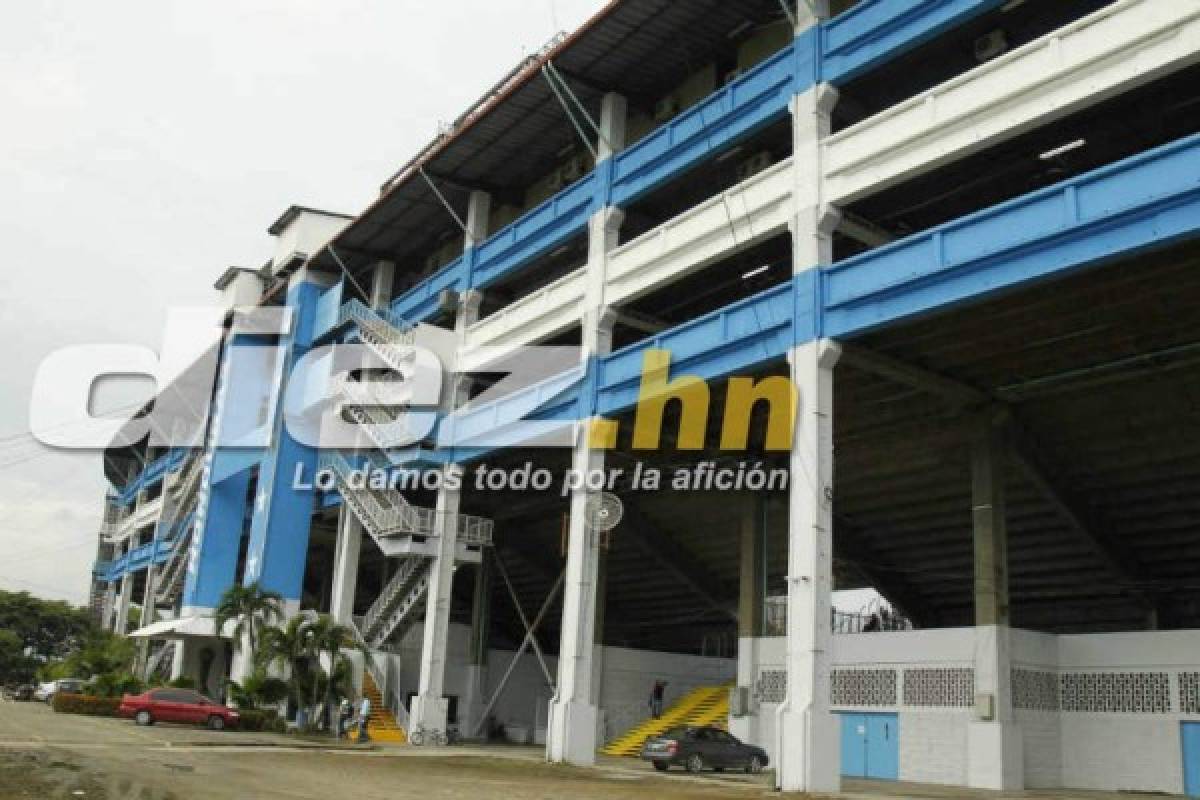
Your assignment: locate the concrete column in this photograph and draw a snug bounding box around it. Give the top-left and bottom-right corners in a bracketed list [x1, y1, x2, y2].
[411, 286, 482, 738]
[775, 15, 841, 783]
[731, 495, 767, 744]
[330, 506, 363, 624]
[102, 578, 118, 632]
[776, 339, 840, 794]
[546, 201, 620, 764]
[370, 260, 395, 311]
[409, 477, 462, 735]
[114, 564, 134, 635]
[169, 637, 188, 681]
[967, 418, 1022, 789]
[597, 93, 627, 161]
[464, 189, 491, 249]
[461, 557, 492, 737]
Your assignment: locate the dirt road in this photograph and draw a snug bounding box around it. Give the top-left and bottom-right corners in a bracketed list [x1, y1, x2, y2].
[0, 701, 774, 800]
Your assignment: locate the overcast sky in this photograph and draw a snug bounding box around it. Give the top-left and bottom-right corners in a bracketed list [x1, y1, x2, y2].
[0, 0, 606, 604]
[0, 1, 883, 616]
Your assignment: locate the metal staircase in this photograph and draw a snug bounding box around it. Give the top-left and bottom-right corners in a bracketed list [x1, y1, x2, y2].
[326, 301, 494, 651]
[145, 640, 176, 680]
[600, 684, 733, 757]
[337, 299, 416, 374]
[359, 556, 431, 649]
[153, 455, 204, 606]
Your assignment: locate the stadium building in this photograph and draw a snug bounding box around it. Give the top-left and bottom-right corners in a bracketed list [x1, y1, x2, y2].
[90, 0, 1200, 793]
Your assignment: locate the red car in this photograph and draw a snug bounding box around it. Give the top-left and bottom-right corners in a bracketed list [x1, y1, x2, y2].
[118, 688, 240, 730]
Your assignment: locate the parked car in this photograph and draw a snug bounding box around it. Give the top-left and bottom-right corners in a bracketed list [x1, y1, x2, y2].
[118, 688, 240, 730]
[13, 684, 36, 702]
[34, 679, 85, 704]
[640, 725, 768, 774]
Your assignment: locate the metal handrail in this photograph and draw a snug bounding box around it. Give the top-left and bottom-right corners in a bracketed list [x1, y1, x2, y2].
[362, 557, 424, 635]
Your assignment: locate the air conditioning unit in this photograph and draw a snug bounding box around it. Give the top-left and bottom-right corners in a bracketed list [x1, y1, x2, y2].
[653, 97, 681, 123]
[736, 151, 773, 182]
[974, 29, 1008, 62]
[723, 69, 743, 87]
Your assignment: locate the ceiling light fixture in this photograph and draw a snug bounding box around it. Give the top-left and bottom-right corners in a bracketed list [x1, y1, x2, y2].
[1039, 138, 1087, 160]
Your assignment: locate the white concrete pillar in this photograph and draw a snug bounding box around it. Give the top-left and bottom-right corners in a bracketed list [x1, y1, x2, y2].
[775, 339, 841, 794]
[370, 260, 395, 311]
[114, 568, 134, 635]
[411, 284, 482, 738]
[967, 418, 1023, 789]
[731, 496, 766, 745]
[546, 214, 619, 765]
[102, 580, 118, 632]
[330, 506, 363, 624]
[464, 189, 491, 249]
[775, 21, 841, 785]
[169, 637, 188, 681]
[597, 93, 627, 161]
[409, 476, 462, 735]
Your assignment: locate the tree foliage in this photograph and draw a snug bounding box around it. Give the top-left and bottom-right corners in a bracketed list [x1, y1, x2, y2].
[0, 589, 93, 668]
[213, 583, 283, 660]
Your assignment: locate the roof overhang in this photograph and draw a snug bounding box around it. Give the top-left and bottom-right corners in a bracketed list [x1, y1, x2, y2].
[129, 616, 232, 640]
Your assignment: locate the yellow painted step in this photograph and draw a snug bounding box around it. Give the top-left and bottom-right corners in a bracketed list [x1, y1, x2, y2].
[600, 684, 731, 757]
[349, 672, 407, 744]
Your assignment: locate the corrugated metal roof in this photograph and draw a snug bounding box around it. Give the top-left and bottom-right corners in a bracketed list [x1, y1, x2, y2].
[315, 0, 787, 277]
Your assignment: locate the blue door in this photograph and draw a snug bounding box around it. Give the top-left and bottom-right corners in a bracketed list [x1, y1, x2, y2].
[866, 714, 899, 780]
[1184, 722, 1200, 797]
[839, 712, 899, 780]
[841, 713, 868, 778]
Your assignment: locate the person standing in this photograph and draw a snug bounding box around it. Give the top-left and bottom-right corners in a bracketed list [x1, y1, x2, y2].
[357, 694, 371, 742]
[337, 696, 352, 740]
[650, 680, 666, 719]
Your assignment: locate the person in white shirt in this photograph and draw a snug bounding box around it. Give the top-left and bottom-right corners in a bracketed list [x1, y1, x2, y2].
[357, 695, 371, 742]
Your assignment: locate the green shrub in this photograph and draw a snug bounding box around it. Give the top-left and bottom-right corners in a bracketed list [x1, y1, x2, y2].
[236, 708, 280, 732]
[167, 676, 196, 689]
[88, 671, 143, 698]
[52, 692, 120, 717]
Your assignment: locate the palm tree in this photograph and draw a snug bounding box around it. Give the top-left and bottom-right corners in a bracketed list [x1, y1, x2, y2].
[259, 614, 319, 720]
[213, 583, 283, 668]
[305, 615, 370, 734]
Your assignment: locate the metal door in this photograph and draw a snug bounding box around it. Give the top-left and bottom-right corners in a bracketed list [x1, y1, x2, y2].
[866, 713, 899, 780]
[840, 713, 868, 777]
[1184, 722, 1200, 797]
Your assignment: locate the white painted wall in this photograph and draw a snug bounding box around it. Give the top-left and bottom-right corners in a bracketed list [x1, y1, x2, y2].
[734, 628, 1200, 794]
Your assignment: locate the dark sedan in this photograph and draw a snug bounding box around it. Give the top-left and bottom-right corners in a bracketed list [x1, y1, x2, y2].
[640, 725, 768, 774]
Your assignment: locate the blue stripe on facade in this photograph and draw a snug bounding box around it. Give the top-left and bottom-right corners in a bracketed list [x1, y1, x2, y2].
[240, 279, 323, 602]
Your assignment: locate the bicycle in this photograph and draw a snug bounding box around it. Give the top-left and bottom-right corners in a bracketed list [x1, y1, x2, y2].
[408, 724, 448, 746]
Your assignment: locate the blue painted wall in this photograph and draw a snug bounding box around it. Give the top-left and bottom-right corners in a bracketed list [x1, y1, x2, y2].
[240, 278, 323, 602]
[181, 469, 252, 608]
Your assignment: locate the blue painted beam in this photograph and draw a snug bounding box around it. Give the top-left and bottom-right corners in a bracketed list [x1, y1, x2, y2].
[821, 0, 1006, 85]
[471, 173, 597, 290]
[609, 38, 810, 209]
[823, 132, 1200, 338]
[595, 282, 797, 415]
[113, 449, 188, 506]
[392, 255, 468, 323]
